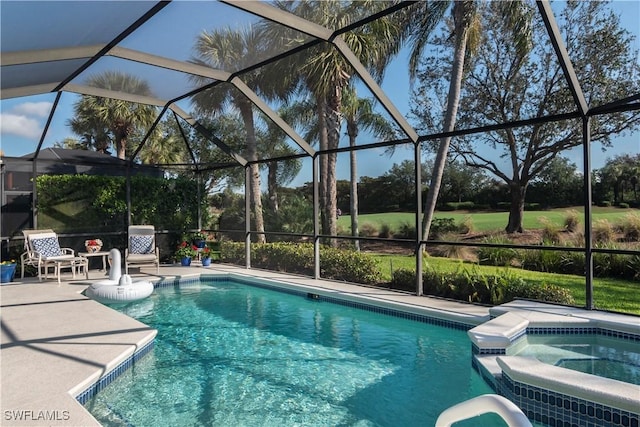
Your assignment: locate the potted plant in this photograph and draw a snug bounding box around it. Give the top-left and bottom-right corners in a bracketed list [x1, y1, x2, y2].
[84, 238, 103, 253]
[201, 246, 212, 267]
[175, 241, 197, 266]
[1, 260, 17, 283]
[190, 231, 208, 249]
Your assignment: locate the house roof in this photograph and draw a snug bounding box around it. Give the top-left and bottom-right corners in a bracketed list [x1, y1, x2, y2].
[6, 148, 162, 177]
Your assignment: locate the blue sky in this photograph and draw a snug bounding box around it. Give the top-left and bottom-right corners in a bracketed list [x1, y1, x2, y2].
[1, 1, 638, 188]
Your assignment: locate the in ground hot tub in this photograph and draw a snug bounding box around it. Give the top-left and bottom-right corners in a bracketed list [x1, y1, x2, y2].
[508, 333, 640, 385]
[468, 303, 640, 427]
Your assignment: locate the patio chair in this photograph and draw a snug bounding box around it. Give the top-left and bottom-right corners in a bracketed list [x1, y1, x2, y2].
[21, 229, 79, 283]
[125, 225, 160, 274]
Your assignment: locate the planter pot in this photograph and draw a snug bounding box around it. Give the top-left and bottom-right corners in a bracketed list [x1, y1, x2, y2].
[180, 257, 192, 267]
[85, 245, 102, 253]
[1, 263, 17, 283]
[202, 257, 211, 267]
[193, 239, 206, 249]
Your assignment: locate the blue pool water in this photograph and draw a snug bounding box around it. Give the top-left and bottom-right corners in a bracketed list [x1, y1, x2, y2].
[511, 334, 640, 385]
[85, 279, 501, 426]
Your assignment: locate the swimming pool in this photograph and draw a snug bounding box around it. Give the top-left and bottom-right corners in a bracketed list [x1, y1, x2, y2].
[83, 277, 502, 426]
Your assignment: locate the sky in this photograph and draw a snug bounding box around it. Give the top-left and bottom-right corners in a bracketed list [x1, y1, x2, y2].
[1, 1, 638, 189]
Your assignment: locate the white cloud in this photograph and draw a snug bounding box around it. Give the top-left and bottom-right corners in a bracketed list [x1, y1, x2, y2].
[0, 101, 53, 140]
[0, 113, 43, 139]
[12, 101, 52, 118]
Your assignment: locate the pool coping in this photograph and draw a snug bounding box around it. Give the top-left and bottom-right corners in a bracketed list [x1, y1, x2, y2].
[468, 301, 640, 426]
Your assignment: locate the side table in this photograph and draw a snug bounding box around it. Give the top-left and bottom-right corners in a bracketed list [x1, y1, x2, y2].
[78, 251, 111, 279]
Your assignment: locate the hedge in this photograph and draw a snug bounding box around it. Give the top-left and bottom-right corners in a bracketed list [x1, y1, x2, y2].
[389, 267, 574, 306]
[220, 242, 381, 284]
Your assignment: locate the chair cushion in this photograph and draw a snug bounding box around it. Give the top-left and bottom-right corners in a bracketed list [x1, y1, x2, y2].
[127, 253, 157, 262]
[31, 237, 63, 257]
[130, 235, 154, 254]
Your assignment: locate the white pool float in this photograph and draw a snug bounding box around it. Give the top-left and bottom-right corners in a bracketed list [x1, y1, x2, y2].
[85, 248, 154, 304]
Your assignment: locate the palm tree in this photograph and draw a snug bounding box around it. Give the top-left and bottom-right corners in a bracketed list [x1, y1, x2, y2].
[259, 107, 304, 214]
[135, 118, 188, 166]
[70, 71, 159, 160]
[191, 26, 268, 243]
[419, 1, 479, 242]
[402, 1, 532, 240]
[342, 85, 397, 250]
[264, 0, 402, 245]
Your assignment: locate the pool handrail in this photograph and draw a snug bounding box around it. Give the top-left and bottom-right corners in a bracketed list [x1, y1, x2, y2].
[435, 394, 532, 427]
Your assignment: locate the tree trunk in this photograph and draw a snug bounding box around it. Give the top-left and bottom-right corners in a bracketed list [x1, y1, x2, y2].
[421, 2, 470, 242]
[239, 101, 265, 243]
[348, 129, 360, 251]
[505, 182, 526, 233]
[115, 134, 126, 160]
[267, 162, 279, 213]
[317, 101, 329, 239]
[325, 88, 341, 245]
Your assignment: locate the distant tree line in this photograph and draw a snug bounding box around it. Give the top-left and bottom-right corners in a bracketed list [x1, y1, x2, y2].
[327, 154, 639, 215]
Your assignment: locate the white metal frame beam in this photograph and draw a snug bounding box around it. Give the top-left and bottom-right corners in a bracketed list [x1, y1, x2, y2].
[223, 0, 419, 143]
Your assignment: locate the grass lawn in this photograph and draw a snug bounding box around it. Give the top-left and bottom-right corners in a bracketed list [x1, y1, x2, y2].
[341, 207, 639, 314]
[369, 253, 640, 315]
[339, 206, 638, 233]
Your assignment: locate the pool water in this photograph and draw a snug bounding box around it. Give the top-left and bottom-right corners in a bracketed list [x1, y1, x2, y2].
[510, 334, 640, 385]
[85, 280, 501, 426]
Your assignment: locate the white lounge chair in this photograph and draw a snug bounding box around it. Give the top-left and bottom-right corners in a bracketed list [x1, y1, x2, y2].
[125, 225, 160, 274]
[21, 229, 79, 283]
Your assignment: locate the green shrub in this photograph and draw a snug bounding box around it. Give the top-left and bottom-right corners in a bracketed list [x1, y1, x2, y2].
[430, 218, 457, 239]
[221, 242, 381, 285]
[396, 222, 417, 239]
[628, 256, 640, 280]
[618, 202, 630, 209]
[478, 235, 518, 266]
[592, 245, 636, 279]
[599, 201, 612, 207]
[378, 222, 393, 238]
[36, 174, 207, 233]
[442, 201, 476, 211]
[390, 267, 573, 305]
[503, 280, 574, 305]
[519, 248, 566, 273]
[320, 247, 381, 284]
[390, 268, 416, 292]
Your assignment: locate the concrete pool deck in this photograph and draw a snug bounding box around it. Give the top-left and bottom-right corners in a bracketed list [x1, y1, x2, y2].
[1, 263, 637, 426]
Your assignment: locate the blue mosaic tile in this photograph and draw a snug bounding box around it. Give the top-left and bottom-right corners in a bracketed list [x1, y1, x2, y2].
[76, 340, 154, 405]
[498, 372, 640, 427]
[526, 326, 639, 342]
[196, 274, 475, 330]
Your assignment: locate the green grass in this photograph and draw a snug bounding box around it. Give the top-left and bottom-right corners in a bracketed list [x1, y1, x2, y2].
[370, 253, 640, 315]
[340, 207, 638, 233]
[345, 207, 639, 314]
